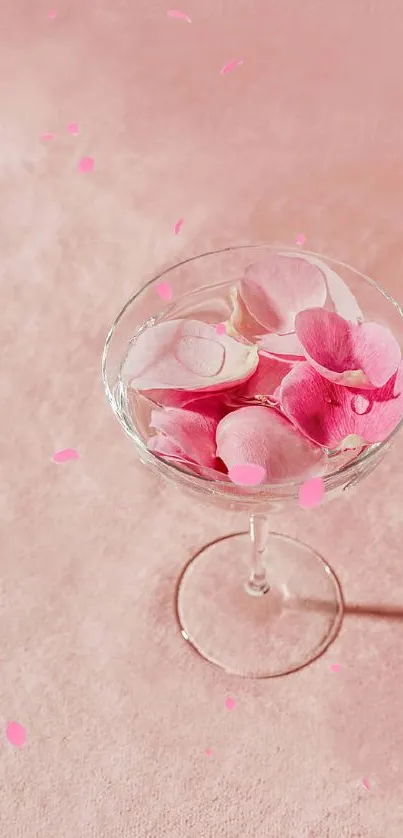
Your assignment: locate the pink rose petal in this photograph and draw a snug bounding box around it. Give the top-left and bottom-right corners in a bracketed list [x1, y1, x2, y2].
[298, 476, 325, 509]
[227, 353, 295, 406]
[225, 697, 236, 710]
[78, 156, 94, 173]
[217, 406, 324, 483]
[362, 777, 371, 791]
[239, 254, 327, 335]
[167, 9, 192, 22]
[296, 233, 306, 246]
[258, 331, 305, 359]
[220, 60, 243, 75]
[173, 218, 184, 235]
[41, 132, 55, 141]
[295, 308, 401, 389]
[68, 122, 79, 136]
[228, 463, 266, 486]
[149, 400, 222, 469]
[279, 361, 403, 448]
[52, 448, 80, 463]
[6, 722, 26, 748]
[122, 319, 258, 393]
[156, 281, 173, 301]
[280, 252, 363, 322]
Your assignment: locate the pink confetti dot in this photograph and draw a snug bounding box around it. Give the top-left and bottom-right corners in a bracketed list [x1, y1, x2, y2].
[68, 122, 79, 136]
[298, 476, 325, 509]
[362, 777, 371, 791]
[173, 219, 184, 235]
[78, 156, 94, 173]
[41, 133, 55, 141]
[167, 10, 192, 23]
[205, 747, 213, 757]
[296, 233, 306, 246]
[225, 697, 236, 711]
[330, 663, 340, 673]
[6, 722, 26, 748]
[220, 60, 244, 76]
[156, 282, 173, 301]
[48, 10, 57, 19]
[51, 448, 80, 464]
[215, 323, 226, 335]
[228, 464, 266, 487]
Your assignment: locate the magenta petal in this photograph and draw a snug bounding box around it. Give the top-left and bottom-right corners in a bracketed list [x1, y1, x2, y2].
[216, 406, 324, 482]
[295, 308, 401, 388]
[239, 254, 327, 334]
[122, 319, 258, 393]
[279, 362, 403, 447]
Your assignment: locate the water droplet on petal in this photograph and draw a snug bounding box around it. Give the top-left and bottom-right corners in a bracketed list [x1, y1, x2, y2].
[351, 394, 371, 415]
[176, 336, 225, 377]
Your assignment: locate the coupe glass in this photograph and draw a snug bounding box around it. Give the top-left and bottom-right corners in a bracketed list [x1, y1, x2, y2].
[102, 246, 403, 678]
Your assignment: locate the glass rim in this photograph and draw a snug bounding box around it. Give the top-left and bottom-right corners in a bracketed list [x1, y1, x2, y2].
[101, 244, 403, 493]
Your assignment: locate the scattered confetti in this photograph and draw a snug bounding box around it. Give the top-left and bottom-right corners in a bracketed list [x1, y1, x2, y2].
[6, 722, 26, 748]
[41, 133, 55, 141]
[156, 282, 173, 301]
[296, 233, 306, 246]
[173, 219, 184, 235]
[228, 464, 266, 487]
[225, 697, 236, 711]
[51, 448, 80, 464]
[78, 156, 94, 173]
[362, 777, 371, 791]
[68, 122, 79, 136]
[330, 663, 340, 673]
[215, 323, 226, 335]
[220, 60, 244, 76]
[298, 476, 325, 509]
[48, 10, 57, 19]
[167, 9, 192, 23]
[205, 748, 213, 757]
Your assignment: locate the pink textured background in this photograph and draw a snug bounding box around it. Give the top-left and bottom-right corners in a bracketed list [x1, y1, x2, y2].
[1, 1, 403, 836]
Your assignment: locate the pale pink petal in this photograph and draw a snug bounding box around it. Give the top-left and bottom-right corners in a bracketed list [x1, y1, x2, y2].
[279, 252, 363, 321]
[258, 331, 304, 359]
[149, 401, 221, 468]
[52, 448, 80, 463]
[298, 477, 325, 509]
[122, 319, 258, 393]
[216, 406, 324, 483]
[78, 156, 94, 173]
[173, 218, 184, 234]
[279, 361, 403, 448]
[220, 60, 243, 75]
[295, 308, 401, 388]
[239, 254, 327, 334]
[167, 9, 192, 22]
[393, 360, 403, 396]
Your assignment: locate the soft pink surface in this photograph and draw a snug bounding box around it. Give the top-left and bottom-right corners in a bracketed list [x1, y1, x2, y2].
[1, 2, 403, 837]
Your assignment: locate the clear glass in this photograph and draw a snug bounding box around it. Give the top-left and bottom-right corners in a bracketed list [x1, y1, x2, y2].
[102, 246, 403, 678]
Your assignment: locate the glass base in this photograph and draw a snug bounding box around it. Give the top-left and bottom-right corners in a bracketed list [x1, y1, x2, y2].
[175, 531, 344, 678]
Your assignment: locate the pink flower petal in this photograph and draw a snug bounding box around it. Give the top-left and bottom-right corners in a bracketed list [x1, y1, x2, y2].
[173, 218, 184, 234]
[239, 254, 327, 335]
[6, 722, 26, 748]
[167, 9, 192, 22]
[298, 476, 325, 509]
[228, 464, 266, 486]
[216, 406, 324, 483]
[296, 233, 306, 246]
[52, 448, 80, 463]
[362, 777, 371, 791]
[156, 281, 173, 301]
[227, 353, 295, 406]
[122, 319, 258, 393]
[295, 308, 401, 389]
[279, 362, 403, 448]
[68, 122, 79, 136]
[220, 60, 243, 75]
[149, 400, 222, 469]
[41, 132, 55, 141]
[225, 697, 236, 710]
[78, 156, 94, 173]
[258, 331, 305, 359]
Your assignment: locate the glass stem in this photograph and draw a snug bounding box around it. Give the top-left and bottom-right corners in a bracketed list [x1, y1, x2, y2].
[245, 513, 270, 596]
